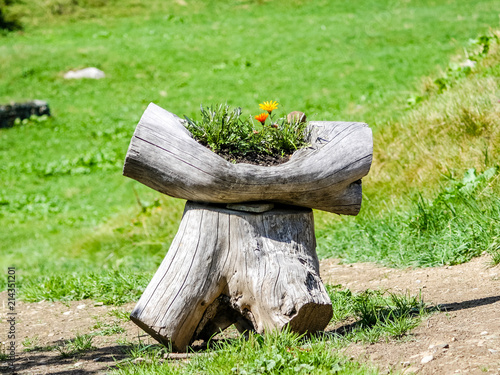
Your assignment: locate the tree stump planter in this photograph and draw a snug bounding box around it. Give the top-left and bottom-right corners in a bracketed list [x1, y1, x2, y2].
[123, 103, 373, 350]
[131, 202, 332, 351]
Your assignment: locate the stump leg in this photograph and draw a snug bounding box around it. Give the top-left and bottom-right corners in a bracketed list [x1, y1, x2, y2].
[130, 202, 332, 351]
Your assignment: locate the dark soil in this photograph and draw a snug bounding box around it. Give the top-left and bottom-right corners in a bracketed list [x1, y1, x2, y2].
[216, 149, 292, 166]
[199, 143, 292, 166]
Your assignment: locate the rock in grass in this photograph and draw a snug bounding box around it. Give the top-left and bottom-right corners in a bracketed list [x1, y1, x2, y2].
[64, 67, 105, 79]
[0, 100, 50, 128]
[287, 111, 307, 124]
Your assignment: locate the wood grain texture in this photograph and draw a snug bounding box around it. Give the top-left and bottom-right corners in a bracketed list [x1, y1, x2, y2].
[123, 103, 373, 215]
[130, 202, 333, 351]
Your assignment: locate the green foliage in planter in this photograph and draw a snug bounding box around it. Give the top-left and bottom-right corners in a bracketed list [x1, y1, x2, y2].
[183, 102, 309, 159]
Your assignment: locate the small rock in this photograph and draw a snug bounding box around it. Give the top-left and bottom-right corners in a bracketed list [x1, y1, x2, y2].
[480, 331, 489, 336]
[286, 111, 307, 124]
[94, 302, 104, 306]
[421, 355, 434, 364]
[63, 311, 71, 315]
[460, 59, 476, 68]
[429, 342, 449, 350]
[132, 357, 146, 364]
[77, 304, 86, 309]
[93, 357, 102, 362]
[74, 362, 83, 367]
[403, 366, 420, 374]
[401, 361, 411, 367]
[64, 67, 105, 79]
[489, 349, 498, 354]
[415, 280, 421, 284]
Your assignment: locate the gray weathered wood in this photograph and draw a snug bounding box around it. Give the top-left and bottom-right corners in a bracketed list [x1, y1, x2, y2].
[123, 103, 372, 215]
[130, 202, 332, 351]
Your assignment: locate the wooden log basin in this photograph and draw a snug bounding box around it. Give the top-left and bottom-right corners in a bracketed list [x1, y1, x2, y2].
[123, 103, 373, 350]
[123, 103, 373, 215]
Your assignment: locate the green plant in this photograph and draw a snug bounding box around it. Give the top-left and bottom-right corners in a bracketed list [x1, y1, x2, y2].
[0, 342, 8, 361]
[109, 309, 131, 322]
[22, 336, 40, 352]
[183, 101, 309, 161]
[57, 333, 94, 357]
[326, 286, 429, 343]
[92, 318, 125, 335]
[1, 0, 500, 304]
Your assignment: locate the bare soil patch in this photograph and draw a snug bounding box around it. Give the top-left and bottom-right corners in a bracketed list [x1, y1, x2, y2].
[320, 255, 500, 374]
[1, 255, 499, 374]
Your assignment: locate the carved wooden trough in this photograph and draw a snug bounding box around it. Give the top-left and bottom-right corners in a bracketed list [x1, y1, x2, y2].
[123, 103, 373, 351]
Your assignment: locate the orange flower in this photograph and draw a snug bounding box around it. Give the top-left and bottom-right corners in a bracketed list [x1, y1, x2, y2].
[259, 100, 279, 114]
[254, 113, 268, 124]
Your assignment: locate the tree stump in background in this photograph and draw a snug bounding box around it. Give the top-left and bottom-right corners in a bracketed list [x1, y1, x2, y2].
[131, 202, 332, 351]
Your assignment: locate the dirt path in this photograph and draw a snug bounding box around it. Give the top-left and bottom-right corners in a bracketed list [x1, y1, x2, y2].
[1, 255, 499, 374]
[320, 255, 500, 374]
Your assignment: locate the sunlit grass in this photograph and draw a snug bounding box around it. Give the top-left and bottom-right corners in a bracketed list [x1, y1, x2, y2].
[1, 0, 500, 298]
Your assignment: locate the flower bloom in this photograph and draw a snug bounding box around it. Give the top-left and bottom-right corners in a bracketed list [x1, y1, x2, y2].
[255, 113, 268, 124]
[259, 100, 279, 114]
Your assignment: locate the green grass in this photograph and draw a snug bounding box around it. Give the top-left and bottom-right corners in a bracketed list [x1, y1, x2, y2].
[114, 331, 374, 375]
[57, 333, 95, 358]
[110, 286, 428, 374]
[1, 0, 500, 301]
[317, 32, 500, 266]
[317, 166, 500, 267]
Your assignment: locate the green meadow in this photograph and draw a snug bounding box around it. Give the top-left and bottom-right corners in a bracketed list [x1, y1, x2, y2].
[1, 0, 500, 372]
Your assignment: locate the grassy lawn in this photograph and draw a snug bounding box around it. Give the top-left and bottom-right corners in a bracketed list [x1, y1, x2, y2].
[2, 0, 499, 284]
[1, 1, 500, 373]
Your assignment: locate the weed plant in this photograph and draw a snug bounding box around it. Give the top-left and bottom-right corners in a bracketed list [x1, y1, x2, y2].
[327, 285, 428, 343]
[57, 333, 94, 358]
[183, 102, 309, 160]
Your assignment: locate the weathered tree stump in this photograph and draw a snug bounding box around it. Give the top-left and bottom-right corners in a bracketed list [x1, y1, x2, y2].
[131, 202, 332, 351]
[124, 103, 373, 350]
